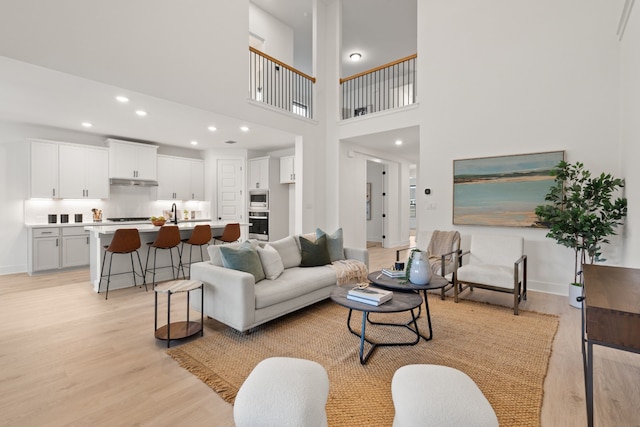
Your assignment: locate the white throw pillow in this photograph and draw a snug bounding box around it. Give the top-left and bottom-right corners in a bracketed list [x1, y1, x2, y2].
[270, 236, 302, 268]
[257, 244, 285, 280]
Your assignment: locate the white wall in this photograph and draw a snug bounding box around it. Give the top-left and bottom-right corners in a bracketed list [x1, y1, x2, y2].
[418, 0, 623, 294]
[249, 3, 294, 64]
[620, 4, 640, 267]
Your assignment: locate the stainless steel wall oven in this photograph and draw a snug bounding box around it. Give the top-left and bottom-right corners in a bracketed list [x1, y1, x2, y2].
[248, 211, 269, 241]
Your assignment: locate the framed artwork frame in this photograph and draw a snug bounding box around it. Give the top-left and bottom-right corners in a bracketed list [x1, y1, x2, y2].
[453, 150, 564, 227]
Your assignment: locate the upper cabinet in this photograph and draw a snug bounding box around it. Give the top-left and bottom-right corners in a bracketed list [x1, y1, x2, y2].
[279, 155, 295, 184]
[30, 140, 59, 198]
[107, 139, 158, 180]
[29, 139, 109, 199]
[157, 155, 204, 200]
[59, 144, 109, 199]
[248, 157, 270, 190]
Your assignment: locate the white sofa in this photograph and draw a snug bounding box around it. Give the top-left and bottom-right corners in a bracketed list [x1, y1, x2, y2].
[190, 233, 369, 332]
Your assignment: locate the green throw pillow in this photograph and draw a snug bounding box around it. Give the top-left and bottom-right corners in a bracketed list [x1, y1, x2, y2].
[299, 234, 331, 267]
[316, 227, 345, 262]
[219, 241, 266, 282]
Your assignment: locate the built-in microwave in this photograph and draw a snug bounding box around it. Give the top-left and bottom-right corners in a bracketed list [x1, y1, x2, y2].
[249, 190, 268, 209]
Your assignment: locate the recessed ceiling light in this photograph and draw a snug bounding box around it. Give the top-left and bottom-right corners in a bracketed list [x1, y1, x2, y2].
[240, 126, 249, 132]
[395, 140, 403, 146]
[225, 140, 237, 144]
[190, 140, 198, 146]
[350, 53, 362, 61]
[115, 96, 129, 103]
[81, 122, 93, 128]
[135, 110, 147, 116]
[208, 126, 217, 132]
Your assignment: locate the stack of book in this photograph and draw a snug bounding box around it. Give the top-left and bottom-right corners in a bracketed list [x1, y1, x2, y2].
[347, 286, 393, 306]
[381, 268, 405, 278]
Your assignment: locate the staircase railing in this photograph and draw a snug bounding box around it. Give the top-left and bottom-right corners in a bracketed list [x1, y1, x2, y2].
[340, 54, 417, 120]
[249, 47, 316, 119]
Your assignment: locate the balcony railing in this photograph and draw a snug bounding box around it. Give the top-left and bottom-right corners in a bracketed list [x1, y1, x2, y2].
[340, 54, 417, 120]
[249, 47, 316, 119]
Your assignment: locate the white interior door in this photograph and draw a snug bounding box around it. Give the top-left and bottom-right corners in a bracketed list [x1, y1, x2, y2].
[217, 159, 244, 221]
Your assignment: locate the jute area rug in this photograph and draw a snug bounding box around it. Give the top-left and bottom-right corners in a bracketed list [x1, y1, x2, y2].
[168, 295, 559, 427]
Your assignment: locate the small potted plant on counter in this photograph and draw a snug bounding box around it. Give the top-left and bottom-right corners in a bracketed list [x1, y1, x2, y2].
[535, 160, 627, 308]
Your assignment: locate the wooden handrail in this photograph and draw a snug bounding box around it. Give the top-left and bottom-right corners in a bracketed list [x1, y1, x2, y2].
[339, 53, 417, 84]
[249, 46, 316, 83]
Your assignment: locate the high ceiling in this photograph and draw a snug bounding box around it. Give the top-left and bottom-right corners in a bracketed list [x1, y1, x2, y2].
[0, 0, 418, 161]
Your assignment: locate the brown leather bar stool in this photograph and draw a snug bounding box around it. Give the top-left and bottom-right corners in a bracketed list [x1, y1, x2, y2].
[99, 228, 147, 300]
[212, 223, 241, 245]
[144, 225, 184, 288]
[181, 224, 212, 277]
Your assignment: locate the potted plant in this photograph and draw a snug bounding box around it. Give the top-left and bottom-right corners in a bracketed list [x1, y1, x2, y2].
[535, 160, 627, 307]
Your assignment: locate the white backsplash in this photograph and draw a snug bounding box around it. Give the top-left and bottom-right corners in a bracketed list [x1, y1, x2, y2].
[24, 186, 210, 224]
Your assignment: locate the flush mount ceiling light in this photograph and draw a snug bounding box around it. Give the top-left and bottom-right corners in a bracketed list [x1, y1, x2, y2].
[81, 122, 93, 128]
[135, 110, 147, 116]
[350, 52, 362, 61]
[395, 139, 403, 146]
[115, 96, 129, 103]
[190, 140, 198, 146]
[208, 126, 217, 132]
[240, 126, 249, 132]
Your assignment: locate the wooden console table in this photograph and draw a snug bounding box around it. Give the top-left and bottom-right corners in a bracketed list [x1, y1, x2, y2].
[582, 264, 640, 427]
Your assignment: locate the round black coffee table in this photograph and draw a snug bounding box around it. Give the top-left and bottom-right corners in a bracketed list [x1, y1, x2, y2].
[330, 286, 423, 364]
[367, 271, 449, 341]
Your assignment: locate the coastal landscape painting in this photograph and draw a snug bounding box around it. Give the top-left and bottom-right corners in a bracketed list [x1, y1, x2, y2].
[453, 151, 564, 227]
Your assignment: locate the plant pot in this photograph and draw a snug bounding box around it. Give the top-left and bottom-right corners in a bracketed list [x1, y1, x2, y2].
[568, 283, 583, 309]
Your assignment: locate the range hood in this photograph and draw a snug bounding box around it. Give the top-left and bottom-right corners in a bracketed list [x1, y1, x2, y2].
[109, 178, 158, 187]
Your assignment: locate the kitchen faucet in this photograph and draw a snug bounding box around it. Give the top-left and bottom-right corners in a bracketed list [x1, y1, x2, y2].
[171, 203, 178, 224]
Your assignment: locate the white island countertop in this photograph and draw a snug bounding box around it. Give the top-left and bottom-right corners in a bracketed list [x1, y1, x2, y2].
[83, 220, 246, 235]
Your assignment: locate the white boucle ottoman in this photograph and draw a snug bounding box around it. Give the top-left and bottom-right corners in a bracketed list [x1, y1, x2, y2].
[234, 357, 330, 427]
[392, 364, 498, 427]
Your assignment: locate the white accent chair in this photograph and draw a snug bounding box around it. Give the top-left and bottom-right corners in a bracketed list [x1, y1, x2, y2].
[233, 357, 330, 427]
[391, 364, 499, 427]
[453, 234, 527, 315]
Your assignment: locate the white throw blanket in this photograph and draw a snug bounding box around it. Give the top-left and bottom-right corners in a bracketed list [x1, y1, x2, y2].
[427, 230, 461, 275]
[328, 259, 368, 285]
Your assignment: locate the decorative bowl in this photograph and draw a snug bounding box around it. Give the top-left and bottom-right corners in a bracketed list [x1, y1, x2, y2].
[151, 219, 166, 226]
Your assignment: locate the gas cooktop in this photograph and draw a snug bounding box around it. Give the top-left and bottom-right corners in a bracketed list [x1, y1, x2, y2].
[106, 217, 150, 222]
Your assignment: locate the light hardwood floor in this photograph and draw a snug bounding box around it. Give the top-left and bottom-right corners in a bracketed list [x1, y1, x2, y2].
[0, 244, 638, 426]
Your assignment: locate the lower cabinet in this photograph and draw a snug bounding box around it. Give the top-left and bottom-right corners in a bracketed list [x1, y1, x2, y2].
[29, 226, 90, 274]
[31, 228, 60, 272]
[62, 228, 90, 267]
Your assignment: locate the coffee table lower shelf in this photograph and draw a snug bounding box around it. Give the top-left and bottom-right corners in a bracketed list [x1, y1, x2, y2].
[331, 286, 423, 364]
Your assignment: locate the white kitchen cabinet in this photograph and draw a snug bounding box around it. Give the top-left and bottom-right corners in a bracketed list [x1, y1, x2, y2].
[30, 140, 59, 198]
[279, 155, 295, 184]
[59, 144, 109, 199]
[157, 155, 200, 200]
[189, 159, 204, 200]
[62, 227, 90, 267]
[107, 139, 158, 180]
[248, 157, 270, 190]
[32, 228, 60, 272]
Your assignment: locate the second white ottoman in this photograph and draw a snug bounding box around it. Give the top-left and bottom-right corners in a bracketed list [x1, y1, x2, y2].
[392, 364, 498, 427]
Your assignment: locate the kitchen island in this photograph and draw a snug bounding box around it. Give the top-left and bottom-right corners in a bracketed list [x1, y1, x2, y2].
[84, 221, 249, 293]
